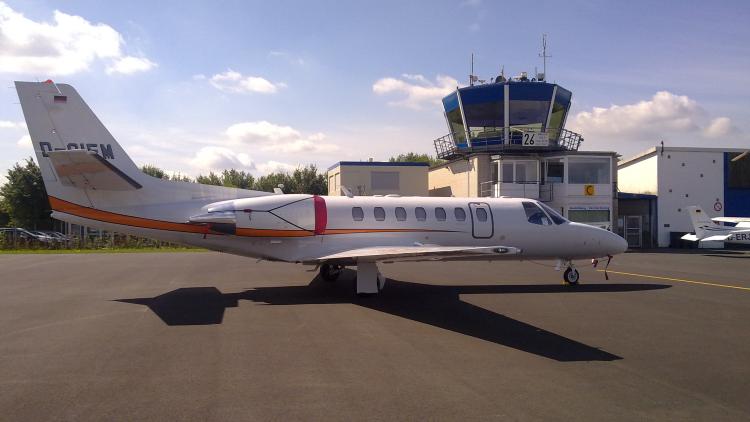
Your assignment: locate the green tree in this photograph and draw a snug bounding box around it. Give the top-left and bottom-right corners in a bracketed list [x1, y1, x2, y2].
[254, 172, 291, 193]
[170, 173, 192, 182]
[389, 152, 444, 167]
[196, 172, 223, 186]
[221, 169, 255, 189]
[0, 158, 52, 229]
[287, 165, 327, 194]
[141, 164, 168, 179]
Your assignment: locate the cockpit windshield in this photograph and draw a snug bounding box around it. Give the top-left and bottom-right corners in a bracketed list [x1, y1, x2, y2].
[538, 202, 567, 225]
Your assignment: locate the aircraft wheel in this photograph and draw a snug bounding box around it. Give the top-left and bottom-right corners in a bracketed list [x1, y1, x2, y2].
[320, 263, 342, 282]
[563, 267, 580, 285]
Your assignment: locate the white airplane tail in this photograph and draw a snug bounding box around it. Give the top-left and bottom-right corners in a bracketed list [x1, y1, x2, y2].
[682, 205, 731, 242]
[14, 81, 268, 231]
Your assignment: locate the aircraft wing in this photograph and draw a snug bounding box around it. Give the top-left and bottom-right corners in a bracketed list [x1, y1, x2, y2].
[700, 234, 732, 242]
[316, 245, 521, 263]
[47, 150, 142, 191]
[681, 233, 699, 241]
[711, 217, 750, 224]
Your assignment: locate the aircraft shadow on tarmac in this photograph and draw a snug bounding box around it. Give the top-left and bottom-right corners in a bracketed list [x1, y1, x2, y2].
[116, 275, 670, 362]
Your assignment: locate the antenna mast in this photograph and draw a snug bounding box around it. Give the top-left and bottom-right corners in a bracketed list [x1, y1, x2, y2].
[539, 33, 551, 80]
[470, 53, 474, 86]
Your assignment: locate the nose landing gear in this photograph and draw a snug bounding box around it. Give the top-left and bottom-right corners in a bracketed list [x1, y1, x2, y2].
[557, 259, 580, 285]
[563, 266, 580, 285]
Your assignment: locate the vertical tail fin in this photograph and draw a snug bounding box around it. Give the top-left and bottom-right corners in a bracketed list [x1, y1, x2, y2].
[686, 206, 716, 239]
[15, 80, 145, 199]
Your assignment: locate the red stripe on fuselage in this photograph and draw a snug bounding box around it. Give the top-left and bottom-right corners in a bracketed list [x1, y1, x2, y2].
[313, 195, 327, 235]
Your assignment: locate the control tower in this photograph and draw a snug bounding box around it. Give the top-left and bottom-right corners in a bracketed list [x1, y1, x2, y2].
[434, 76, 581, 159]
[428, 72, 618, 230]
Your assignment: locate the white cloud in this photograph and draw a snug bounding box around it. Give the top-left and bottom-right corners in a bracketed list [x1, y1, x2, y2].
[0, 2, 156, 76]
[256, 160, 297, 174]
[226, 121, 300, 143]
[225, 120, 338, 153]
[373, 74, 458, 109]
[209, 70, 285, 94]
[702, 117, 737, 138]
[569, 91, 704, 137]
[105, 55, 157, 75]
[0, 120, 25, 129]
[16, 134, 31, 148]
[189, 146, 255, 172]
[567, 91, 744, 154]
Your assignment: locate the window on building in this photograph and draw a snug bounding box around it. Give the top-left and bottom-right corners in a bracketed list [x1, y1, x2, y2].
[476, 208, 488, 222]
[545, 160, 564, 183]
[454, 207, 467, 221]
[568, 158, 610, 184]
[352, 207, 364, 221]
[546, 87, 572, 142]
[371, 172, 399, 190]
[446, 108, 467, 144]
[395, 207, 407, 221]
[728, 153, 750, 188]
[568, 209, 611, 223]
[435, 207, 446, 221]
[415, 207, 427, 221]
[374, 207, 386, 221]
[501, 163, 514, 182]
[523, 201, 552, 225]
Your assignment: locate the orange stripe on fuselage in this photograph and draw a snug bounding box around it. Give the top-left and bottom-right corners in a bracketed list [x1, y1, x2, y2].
[48, 196, 455, 238]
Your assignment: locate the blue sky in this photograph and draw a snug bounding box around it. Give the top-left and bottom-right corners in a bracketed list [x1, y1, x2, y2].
[1, 0, 748, 181]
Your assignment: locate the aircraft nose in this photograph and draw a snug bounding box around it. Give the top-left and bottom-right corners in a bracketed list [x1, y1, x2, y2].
[607, 231, 628, 255]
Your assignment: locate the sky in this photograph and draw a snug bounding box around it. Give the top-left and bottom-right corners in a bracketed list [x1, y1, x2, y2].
[1, 0, 749, 183]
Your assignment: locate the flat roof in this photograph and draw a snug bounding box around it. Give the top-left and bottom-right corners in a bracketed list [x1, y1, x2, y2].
[619, 146, 749, 168]
[618, 192, 658, 200]
[328, 161, 430, 171]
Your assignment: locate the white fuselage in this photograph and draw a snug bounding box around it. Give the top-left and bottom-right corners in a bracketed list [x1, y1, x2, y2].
[52, 193, 627, 263]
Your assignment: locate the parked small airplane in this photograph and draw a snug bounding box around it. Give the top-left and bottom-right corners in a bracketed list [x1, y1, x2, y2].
[682, 206, 750, 245]
[15, 81, 627, 294]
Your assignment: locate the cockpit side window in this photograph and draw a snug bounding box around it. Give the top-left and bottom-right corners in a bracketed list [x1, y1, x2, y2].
[538, 202, 567, 225]
[522, 202, 552, 225]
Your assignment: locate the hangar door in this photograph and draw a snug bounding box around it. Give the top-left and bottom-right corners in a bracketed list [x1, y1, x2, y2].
[469, 202, 494, 238]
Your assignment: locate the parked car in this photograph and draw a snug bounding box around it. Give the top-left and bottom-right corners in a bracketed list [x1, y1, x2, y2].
[0, 228, 56, 244]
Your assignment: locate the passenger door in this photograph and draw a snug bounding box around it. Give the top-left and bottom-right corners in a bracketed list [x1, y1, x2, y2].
[469, 202, 494, 238]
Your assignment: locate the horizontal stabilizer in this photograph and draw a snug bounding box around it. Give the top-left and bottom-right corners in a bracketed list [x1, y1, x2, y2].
[317, 245, 521, 263]
[711, 216, 750, 224]
[700, 235, 731, 242]
[681, 234, 699, 242]
[48, 150, 141, 191]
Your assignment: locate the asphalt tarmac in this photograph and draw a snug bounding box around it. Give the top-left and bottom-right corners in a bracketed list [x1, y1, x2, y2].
[1, 250, 749, 421]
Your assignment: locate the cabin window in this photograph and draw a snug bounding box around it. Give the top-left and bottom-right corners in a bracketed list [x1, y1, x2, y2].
[454, 207, 467, 221]
[352, 207, 364, 221]
[415, 207, 427, 221]
[374, 207, 386, 221]
[475, 208, 488, 222]
[395, 207, 407, 221]
[538, 202, 567, 225]
[435, 207, 446, 221]
[523, 201, 551, 225]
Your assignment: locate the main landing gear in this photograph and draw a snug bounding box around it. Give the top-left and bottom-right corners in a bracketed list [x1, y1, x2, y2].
[557, 259, 580, 285]
[319, 263, 343, 282]
[318, 262, 386, 296]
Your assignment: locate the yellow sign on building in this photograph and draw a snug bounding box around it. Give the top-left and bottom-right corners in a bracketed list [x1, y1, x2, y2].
[584, 185, 595, 196]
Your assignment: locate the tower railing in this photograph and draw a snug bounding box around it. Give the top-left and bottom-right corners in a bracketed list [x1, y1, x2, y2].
[434, 128, 584, 160]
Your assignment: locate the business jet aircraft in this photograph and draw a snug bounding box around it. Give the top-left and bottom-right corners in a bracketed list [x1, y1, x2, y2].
[15, 81, 627, 295]
[682, 206, 750, 245]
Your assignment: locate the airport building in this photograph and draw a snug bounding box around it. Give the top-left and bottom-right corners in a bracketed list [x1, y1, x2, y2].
[617, 146, 750, 248]
[426, 77, 618, 230]
[327, 161, 429, 196]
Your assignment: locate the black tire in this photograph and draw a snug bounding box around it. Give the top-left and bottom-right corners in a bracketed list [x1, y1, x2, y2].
[320, 263, 341, 282]
[563, 267, 580, 285]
